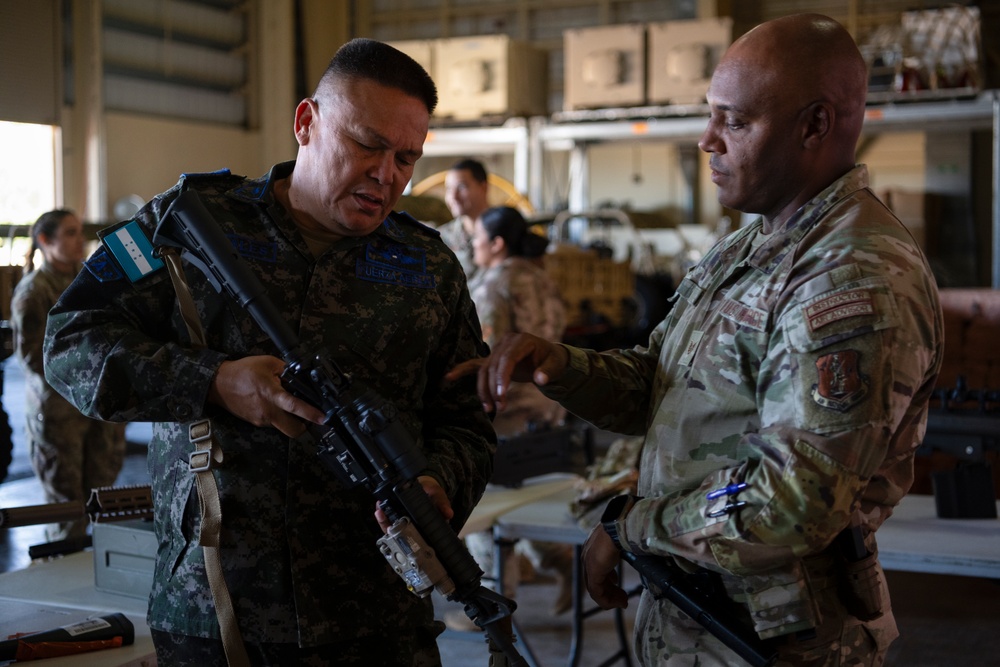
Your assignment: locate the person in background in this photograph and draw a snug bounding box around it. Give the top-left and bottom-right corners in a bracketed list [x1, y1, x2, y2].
[44, 39, 495, 666]
[10, 209, 126, 541]
[440, 158, 490, 279]
[446, 205, 574, 632]
[449, 14, 943, 666]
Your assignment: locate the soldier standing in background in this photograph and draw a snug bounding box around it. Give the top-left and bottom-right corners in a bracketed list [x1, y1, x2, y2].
[450, 14, 943, 666]
[446, 206, 574, 632]
[44, 39, 494, 666]
[439, 158, 491, 280]
[11, 209, 126, 541]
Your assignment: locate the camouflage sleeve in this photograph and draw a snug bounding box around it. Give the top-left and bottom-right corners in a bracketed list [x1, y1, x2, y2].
[43, 197, 227, 423]
[11, 275, 50, 378]
[474, 273, 512, 349]
[416, 260, 497, 531]
[540, 326, 665, 436]
[619, 233, 942, 576]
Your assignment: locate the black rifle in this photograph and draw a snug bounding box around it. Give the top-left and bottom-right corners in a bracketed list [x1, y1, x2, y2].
[621, 552, 777, 667]
[153, 189, 526, 666]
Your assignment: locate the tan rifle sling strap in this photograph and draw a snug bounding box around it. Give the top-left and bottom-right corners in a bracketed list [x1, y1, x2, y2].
[161, 247, 251, 667]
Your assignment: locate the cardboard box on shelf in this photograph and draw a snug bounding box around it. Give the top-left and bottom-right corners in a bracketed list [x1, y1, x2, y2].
[387, 39, 435, 82]
[647, 17, 732, 106]
[433, 35, 547, 121]
[564, 24, 646, 111]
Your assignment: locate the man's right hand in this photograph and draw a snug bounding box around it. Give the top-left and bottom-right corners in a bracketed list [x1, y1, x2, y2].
[445, 332, 570, 414]
[208, 355, 327, 437]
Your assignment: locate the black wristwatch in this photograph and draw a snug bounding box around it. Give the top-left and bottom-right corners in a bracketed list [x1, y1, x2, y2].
[601, 494, 640, 550]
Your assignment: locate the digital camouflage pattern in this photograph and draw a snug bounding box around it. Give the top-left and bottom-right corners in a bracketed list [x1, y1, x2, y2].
[43, 162, 496, 650]
[541, 166, 943, 665]
[11, 260, 125, 540]
[468, 256, 567, 436]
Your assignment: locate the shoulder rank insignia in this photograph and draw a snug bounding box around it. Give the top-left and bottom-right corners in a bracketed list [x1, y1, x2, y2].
[811, 349, 868, 412]
[98, 219, 165, 283]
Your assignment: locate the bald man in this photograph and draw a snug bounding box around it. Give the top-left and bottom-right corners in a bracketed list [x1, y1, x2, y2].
[448, 14, 943, 666]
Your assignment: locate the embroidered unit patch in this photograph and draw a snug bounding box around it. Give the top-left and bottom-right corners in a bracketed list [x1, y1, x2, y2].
[805, 289, 874, 332]
[99, 219, 165, 283]
[811, 349, 869, 412]
[356, 242, 435, 289]
[84, 247, 125, 282]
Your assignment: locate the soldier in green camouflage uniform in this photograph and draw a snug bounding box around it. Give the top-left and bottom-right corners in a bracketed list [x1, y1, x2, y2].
[11, 209, 126, 541]
[44, 40, 495, 666]
[450, 15, 943, 666]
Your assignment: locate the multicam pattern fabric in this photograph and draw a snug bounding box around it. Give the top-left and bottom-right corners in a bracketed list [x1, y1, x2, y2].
[468, 256, 567, 436]
[12, 260, 126, 540]
[541, 166, 943, 665]
[436, 218, 477, 281]
[43, 161, 496, 648]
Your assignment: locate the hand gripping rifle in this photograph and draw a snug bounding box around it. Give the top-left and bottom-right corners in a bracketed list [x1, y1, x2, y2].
[153, 190, 526, 666]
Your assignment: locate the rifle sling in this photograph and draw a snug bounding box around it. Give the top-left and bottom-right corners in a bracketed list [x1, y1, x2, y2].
[164, 246, 249, 666]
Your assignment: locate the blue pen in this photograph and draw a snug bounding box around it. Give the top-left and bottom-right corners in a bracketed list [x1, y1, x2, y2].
[706, 482, 749, 500]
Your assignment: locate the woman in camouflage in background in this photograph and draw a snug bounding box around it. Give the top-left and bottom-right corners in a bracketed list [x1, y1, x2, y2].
[447, 205, 576, 631]
[11, 209, 125, 541]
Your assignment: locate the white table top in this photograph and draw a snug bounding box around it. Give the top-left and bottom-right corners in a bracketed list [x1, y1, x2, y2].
[494, 491, 1000, 579]
[876, 494, 1000, 579]
[0, 551, 154, 666]
[461, 473, 580, 537]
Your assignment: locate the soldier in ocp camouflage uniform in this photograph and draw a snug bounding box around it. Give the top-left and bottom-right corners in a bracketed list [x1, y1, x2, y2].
[44, 40, 495, 666]
[468, 206, 567, 436]
[457, 206, 573, 622]
[450, 15, 943, 667]
[439, 158, 490, 281]
[11, 209, 126, 541]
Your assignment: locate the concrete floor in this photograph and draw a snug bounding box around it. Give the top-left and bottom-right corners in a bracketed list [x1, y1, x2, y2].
[1, 357, 998, 666]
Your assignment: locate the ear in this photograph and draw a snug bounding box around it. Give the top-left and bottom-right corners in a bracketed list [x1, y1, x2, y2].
[293, 98, 318, 146]
[490, 235, 507, 256]
[802, 101, 833, 149]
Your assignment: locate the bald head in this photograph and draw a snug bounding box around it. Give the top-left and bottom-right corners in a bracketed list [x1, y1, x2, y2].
[699, 14, 870, 228]
[723, 14, 868, 145]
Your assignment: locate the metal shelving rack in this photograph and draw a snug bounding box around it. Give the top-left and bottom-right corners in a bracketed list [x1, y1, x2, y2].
[422, 90, 1000, 286]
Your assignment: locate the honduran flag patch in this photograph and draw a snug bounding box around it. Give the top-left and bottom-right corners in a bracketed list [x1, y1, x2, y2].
[98, 219, 165, 283]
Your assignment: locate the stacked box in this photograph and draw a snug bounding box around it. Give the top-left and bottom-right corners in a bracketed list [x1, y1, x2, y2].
[545, 244, 634, 327]
[434, 35, 547, 121]
[563, 24, 646, 111]
[387, 39, 435, 82]
[647, 17, 731, 105]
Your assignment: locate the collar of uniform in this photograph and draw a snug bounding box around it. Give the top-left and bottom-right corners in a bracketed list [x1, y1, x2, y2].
[226, 160, 295, 204]
[747, 165, 870, 273]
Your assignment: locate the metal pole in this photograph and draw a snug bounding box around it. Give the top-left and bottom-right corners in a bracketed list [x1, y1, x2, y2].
[992, 90, 999, 289]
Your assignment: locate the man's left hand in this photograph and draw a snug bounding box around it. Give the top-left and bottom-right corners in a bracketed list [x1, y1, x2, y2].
[374, 475, 454, 533]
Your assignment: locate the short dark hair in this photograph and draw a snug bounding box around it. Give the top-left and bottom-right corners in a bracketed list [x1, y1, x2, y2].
[480, 206, 548, 259]
[450, 158, 488, 184]
[316, 38, 437, 114]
